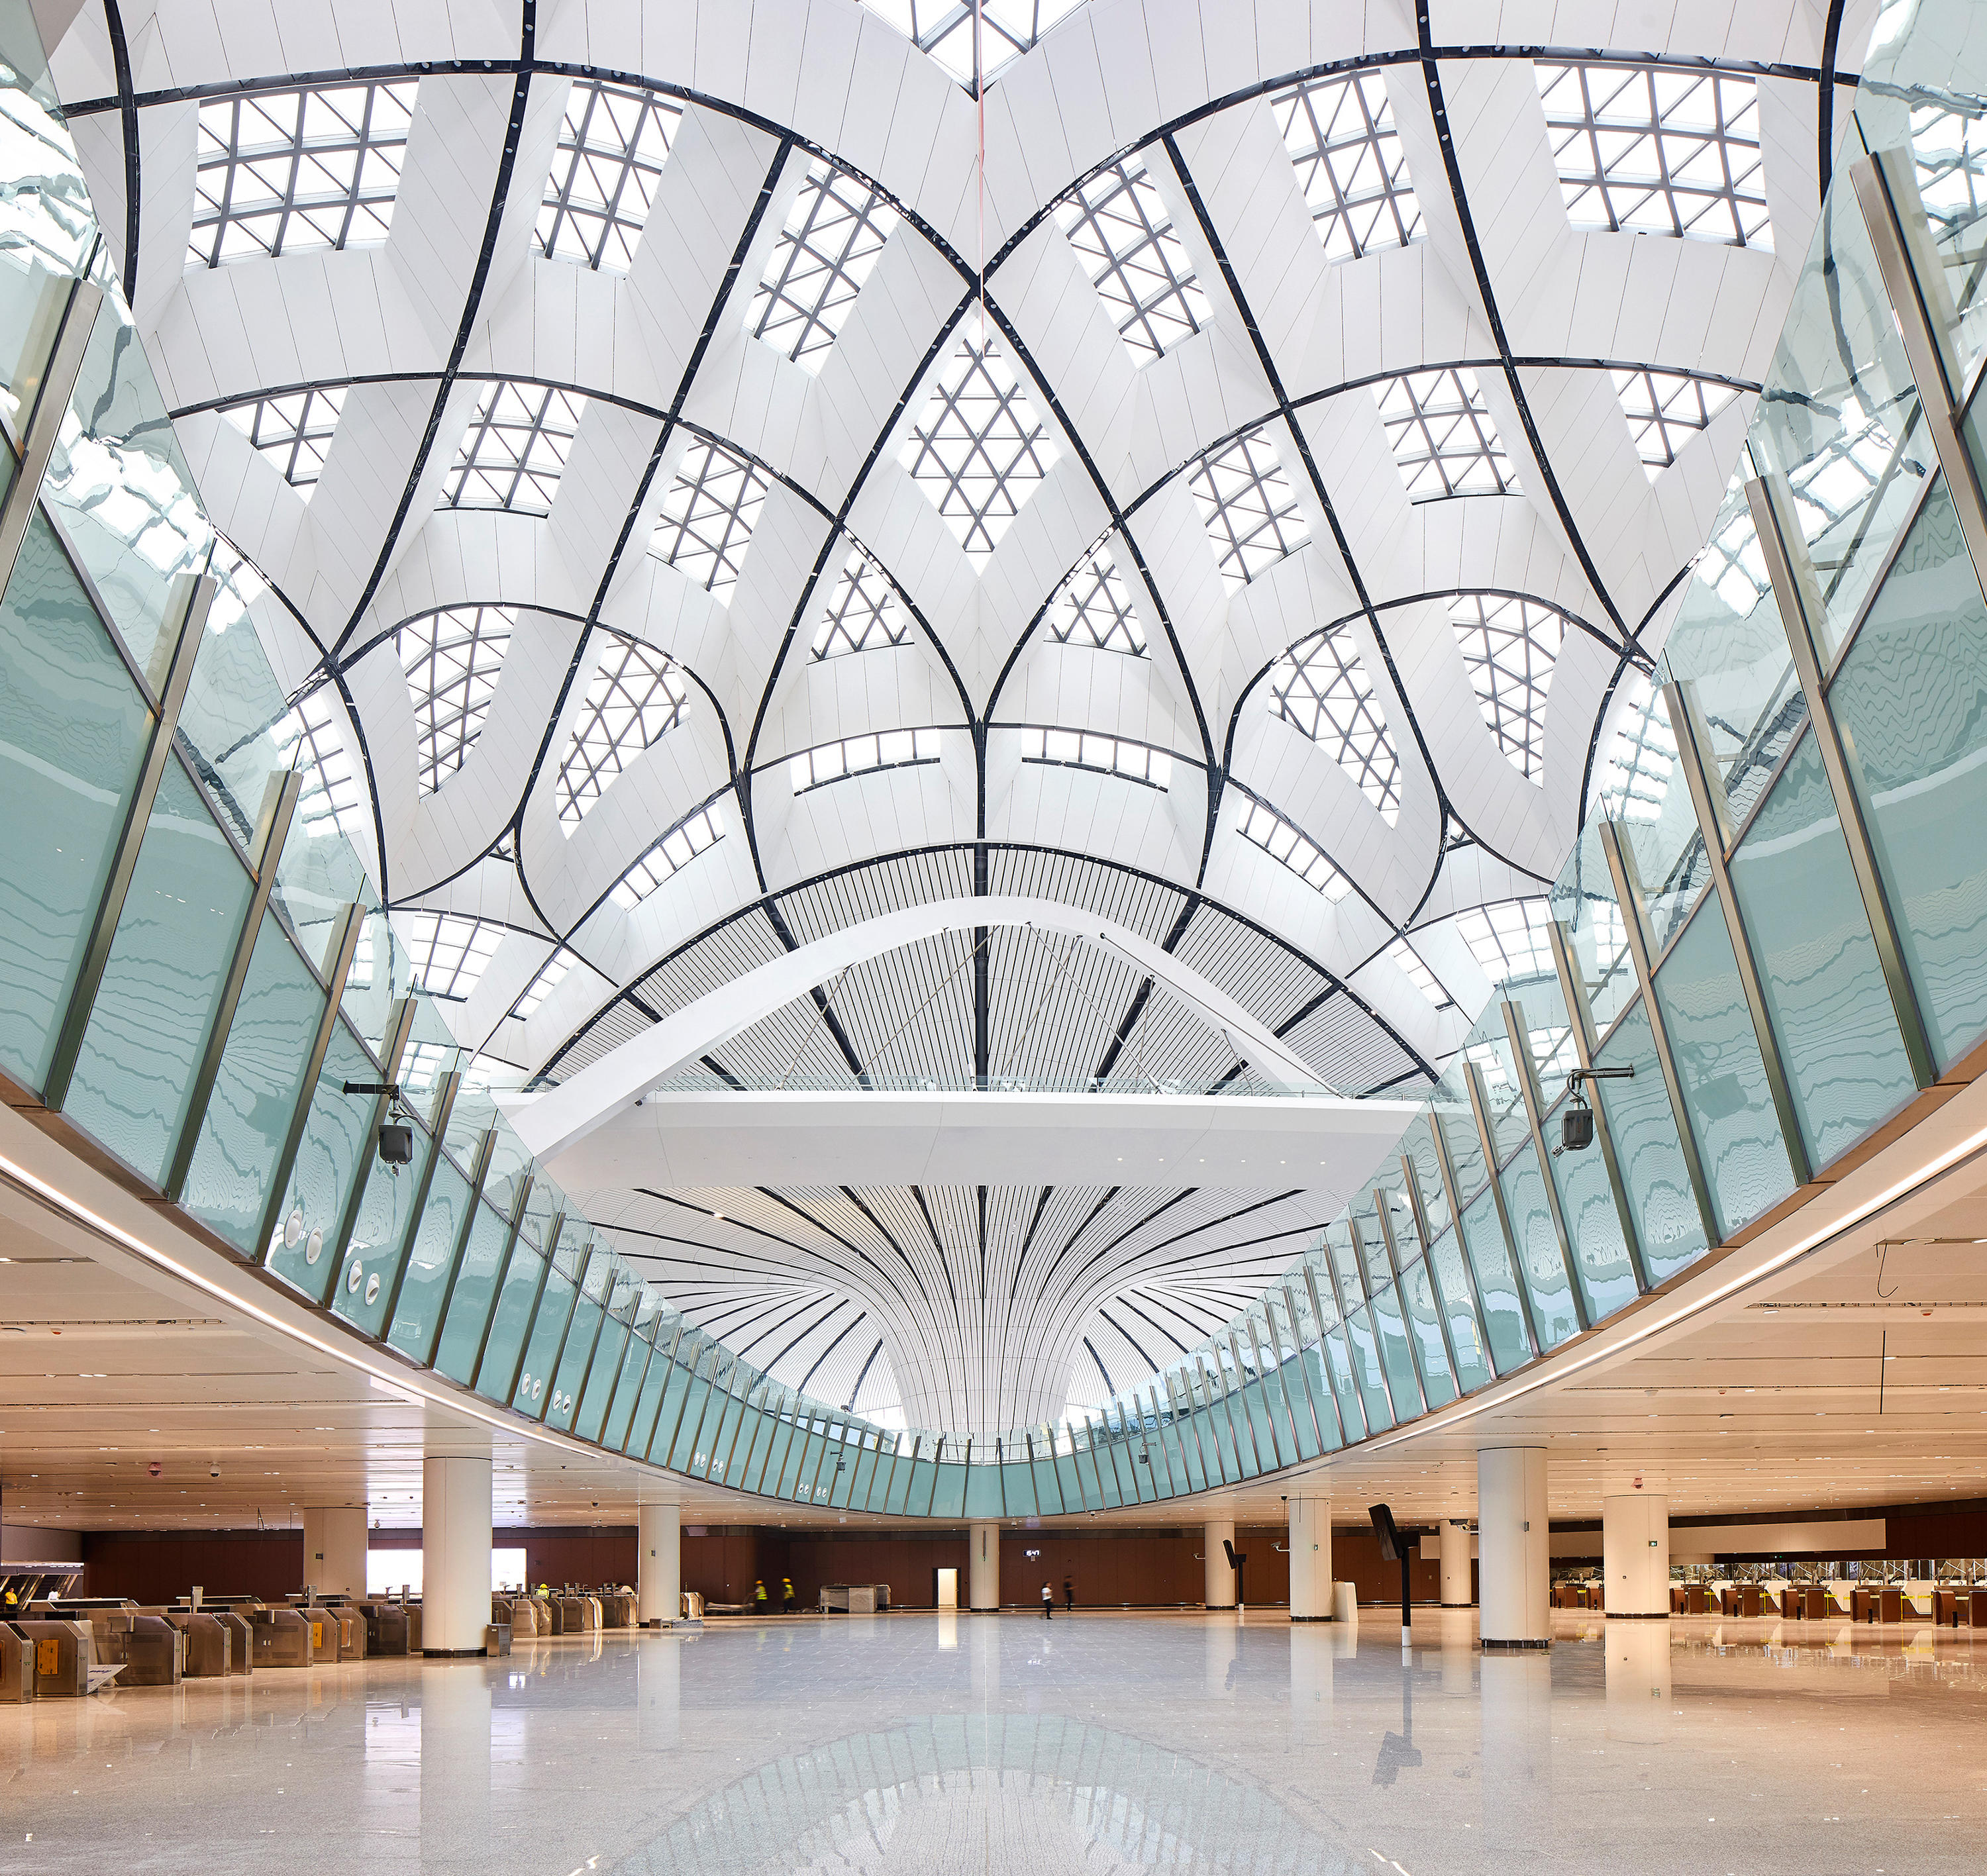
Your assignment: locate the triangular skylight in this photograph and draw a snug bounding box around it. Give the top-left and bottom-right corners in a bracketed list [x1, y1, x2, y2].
[1612, 368, 1741, 477]
[749, 158, 899, 371]
[557, 634, 689, 828]
[536, 79, 680, 272]
[1054, 158, 1210, 366]
[1449, 593, 1564, 781]
[1272, 72, 1423, 260]
[861, 0, 1088, 91]
[1186, 426, 1310, 593]
[219, 385, 346, 496]
[1373, 369, 1511, 500]
[1048, 546, 1145, 654]
[1270, 628, 1400, 822]
[439, 381, 587, 515]
[813, 548, 907, 658]
[652, 438, 770, 602]
[899, 336, 1058, 566]
[401, 911, 507, 1000]
[397, 604, 515, 794]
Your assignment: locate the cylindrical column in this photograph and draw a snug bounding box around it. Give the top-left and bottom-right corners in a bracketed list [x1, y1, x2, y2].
[1288, 1497, 1332, 1620]
[1478, 1447, 1550, 1649]
[637, 1503, 681, 1625]
[302, 1505, 366, 1598]
[422, 1454, 492, 1656]
[1602, 1493, 1670, 1616]
[1439, 1518, 1472, 1606]
[968, 1521, 999, 1610]
[1203, 1518, 1236, 1609]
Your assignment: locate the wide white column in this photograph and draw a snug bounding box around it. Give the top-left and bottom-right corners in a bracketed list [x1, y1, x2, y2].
[1477, 1447, 1550, 1648]
[1203, 1518, 1236, 1609]
[637, 1503, 680, 1624]
[1439, 1518, 1472, 1606]
[1288, 1497, 1331, 1620]
[422, 1456, 492, 1656]
[303, 1505, 366, 1598]
[1602, 1493, 1670, 1617]
[968, 1521, 999, 1610]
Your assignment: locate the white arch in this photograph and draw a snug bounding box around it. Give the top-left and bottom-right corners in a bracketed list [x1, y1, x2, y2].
[508, 895, 1345, 1162]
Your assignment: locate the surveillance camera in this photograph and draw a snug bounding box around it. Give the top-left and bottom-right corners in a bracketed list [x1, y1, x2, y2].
[209, 1466, 221, 1479]
[378, 1121, 415, 1166]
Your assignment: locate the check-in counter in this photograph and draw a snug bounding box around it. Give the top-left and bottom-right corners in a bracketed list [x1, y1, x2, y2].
[359, 1603, 410, 1655]
[249, 1606, 315, 1667]
[11, 1620, 99, 1695]
[164, 1610, 231, 1677]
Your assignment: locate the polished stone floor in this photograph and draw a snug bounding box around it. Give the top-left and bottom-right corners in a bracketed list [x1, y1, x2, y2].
[4, 1608, 1983, 1873]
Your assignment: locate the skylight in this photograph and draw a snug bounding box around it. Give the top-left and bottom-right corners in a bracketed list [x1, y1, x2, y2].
[790, 727, 941, 793]
[1272, 72, 1423, 261]
[1236, 795, 1350, 901]
[272, 681, 366, 844]
[1270, 629, 1400, 822]
[899, 337, 1058, 565]
[1537, 62, 1771, 249]
[860, 0, 1088, 91]
[1612, 368, 1741, 477]
[813, 548, 908, 658]
[1373, 369, 1512, 500]
[219, 385, 346, 495]
[512, 949, 574, 1018]
[536, 79, 680, 272]
[1048, 545, 1146, 654]
[1595, 671, 1676, 824]
[401, 911, 506, 1000]
[1017, 726, 1171, 789]
[439, 382, 587, 515]
[189, 81, 417, 267]
[1455, 897, 1556, 983]
[1388, 937, 1452, 1011]
[749, 158, 899, 370]
[557, 636, 689, 828]
[652, 438, 770, 601]
[1449, 593, 1564, 782]
[1054, 158, 1210, 366]
[397, 605, 515, 794]
[610, 805, 723, 910]
[1186, 426, 1310, 592]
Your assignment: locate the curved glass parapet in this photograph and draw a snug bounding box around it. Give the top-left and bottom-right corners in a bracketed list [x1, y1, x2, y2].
[3, 0, 1987, 1517]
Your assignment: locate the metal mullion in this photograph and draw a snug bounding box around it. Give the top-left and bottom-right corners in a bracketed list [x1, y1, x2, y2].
[1500, 1001, 1591, 1332]
[1341, 1217, 1405, 1423]
[1200, 1352, 1248, 1481]
[732, 1370, 778, 1493]
[314, 998, 418, 1308]
[1301, 1263, 1357, 1444]
[804, 1412, 840, 1504]
[164, 770, 301, 1201]
[1662, 679, 1815, 1185]
[872, 1430, 903, 1513]
[566, 1267, 621, 1433]
[421, 1128, 496, 1368]
[680, 1346, 733, 1477]
[1281, 1280, 1334, 1450]
[764, 1390, 805, 1497]
[632, 1320, 684, 1459]
[531, 1240, 595, 1425]
[925, 1436, 944, 1518]
[714, 1360, 758, 1487]
[41, 574, 213, 1112]
[1463, 1060, 1544, 1359]
[600, 1305, 657, 1455]
[1243, 1317, 1288, 1467]
[1745, 473, 1940, 1090]
[1372, 1178, 1447, 1406]
[0, 275, 102, 599]
[658, 1342, 715, 1473]
[1144, 1387, 1185, 1498]
[501, 1209, 564, 1407]
[1043, 1424, 1072, 1515]
[1225, 1330, 1270, 1471]
[1120, 1401, 1154, 1505]
[1254, 1308, 1303, 1462]
[252, 902, 364, 1267]
[468, 1174, 535, 1393]
[1160, 1373, 1202, 1490]
[1390, 1162, 1464, 1385]
[1547, 918, 1651, 1294]
[372, 1065, 461, 1335]
[1078, 1412, 1115, 1506]
[1421, 1121, 1494, 1357]
[1178, 1365, 1224, 1485]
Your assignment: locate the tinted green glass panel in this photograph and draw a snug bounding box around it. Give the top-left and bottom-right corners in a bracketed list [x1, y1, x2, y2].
[1401, 1261, 1457, 1408]
[433, 1199, 509, 1385]
[1543, 1093, 1639, 1320]
[1344, 1309, 1394, 1433]
[1593, 1001, 1709, 1281]
[264, 1022, 372, 1298]
[1320, 1328, 1366, 1442]
[1370, 1287, 1425, 1418]
[1458, 1189, 1529, 1375]
[331, 1120, 429, 1340]
[1429, 1234, 1491, 1391]
[515, 1267, 578, 1417]
[475, 1243, 545, 1403]
[385, 1160, 470, 1361]
[1500, 1146, 1577, 1351]
[597, 1326, 650, 1451]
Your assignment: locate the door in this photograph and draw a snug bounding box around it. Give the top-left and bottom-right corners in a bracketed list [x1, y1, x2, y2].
[934, 1567, 958, 1608]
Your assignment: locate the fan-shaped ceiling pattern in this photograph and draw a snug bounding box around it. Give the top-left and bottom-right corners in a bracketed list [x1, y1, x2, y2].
[50, 0, 1859, 1430]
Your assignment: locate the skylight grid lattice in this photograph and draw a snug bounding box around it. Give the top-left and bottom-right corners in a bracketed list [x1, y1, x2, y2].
[1236, 795, 1350, 901]
[274, 682, 366, 844]
[1613, 368, 1741, 476]
[862, 0, 1087, 90]
[813, 549, 908, 658]
[536, 80, 680, 271]
[791, 727, 941, 793]
[899, 338, 1058, 564]
[1017, 726, 1171, 789]
[558, 636, 689, 828]
[1387, 937, 1452, 1011]
[1455, 897, 1556, 982]
[189, 81, 417, 267]
[1374, 369, 1512, 500]
[611, 805, 723, 909]
[1596, 671, 1677, 823]
[1449, 593, 1565, 782]
[1272, 72, 1423, 260]
[1186, 427, 1310, 591]
[1054, 159, 1210, 365]
[397, 605, 516, 794]
[440, 382, 587, 515]
[750, 159, 899, 370]
[653, 439, 770, 600]
[1048, 546, 1146, 654]
[403, 911, 506, 1000]
[1537, 62, 1771, 249]
[513, 950, 574, 1018]
[219, 385, 346, 493]
[1270, 630, 1401, 821]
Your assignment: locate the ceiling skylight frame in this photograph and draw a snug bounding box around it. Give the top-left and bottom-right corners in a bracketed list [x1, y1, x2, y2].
[1047, 545, 1146, 654]
[217, 385, 348, 495]
[397, 603, 517, 795]
[274, 681, 367, 845]
[439, 381, 588, 516]
[1447, 593, 1566, 783]
[1373, 368, 1513, 501]
[652, 437, 772, 601]
[790, 727, 943, 793]
[861, 0, 1088, 92]
[609, 803, 725, 909]
[1054, 157, 1211, 366]
[750, 158, 900, 371]
[557, 635, 691, 829]
[1271, 71, 1424, 262]
[900, 337, 1059, 566]
[1186, 426, 1311, 592]
[1235, 793, 1351, 901]
[1453, 896, 1557, 983]
[812, 547, 909, 659]
[1015, 725, 1172, 790]
[402, 910, 507, 1001]
[536, 79, 681, 272]
[1612, 367, 1742, 476]
[1270, 628, 1401, 822]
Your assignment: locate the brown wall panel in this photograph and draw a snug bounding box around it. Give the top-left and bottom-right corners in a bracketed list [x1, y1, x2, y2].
[80, 1532, 305, 1604]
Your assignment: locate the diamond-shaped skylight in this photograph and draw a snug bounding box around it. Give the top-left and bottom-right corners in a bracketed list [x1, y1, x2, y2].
[1186, 426, 1310, 592]
[401, 911, 506, 1000]
[1537, 62, 1771, 249]
[652, 438, 770, 601]
[813, 548, 907, 659]
[189, 81, 417, 268]
[557, 634, 689, 828]
[1612, 368, 1741, 477]
[1054, 158, 1210, 366]
[1270, 629, 1400, 822]
[273, 681, 366, 844]
[397, 605, 515, 794]
[1373, 369, 1512, 501]
[439, 381, 586, 515]
[219, 385, 346, 495]
[1595, 671, 1677, 823]
[1048, 546, 1145, 654]
[749, 159, 899, 371]
[899, 337, 1058, 565]
[1272, 72, 1423, 261]
[1455, 897, 1556, 982]
[1449, 593, 1565, 781]
[611, 804, 723, 909]
[861, 0, 1088, 90]
[536, 80, 680, 272]
[1236, 794, 1350, 901]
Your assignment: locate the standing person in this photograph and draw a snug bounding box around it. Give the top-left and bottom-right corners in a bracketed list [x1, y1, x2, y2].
[754, 1579, 768, 1615]
[1063, 1574, 1074, 1613]
[782, 1576, 795, 1614]
[1041, 1582, 1053, 1620]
